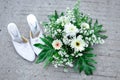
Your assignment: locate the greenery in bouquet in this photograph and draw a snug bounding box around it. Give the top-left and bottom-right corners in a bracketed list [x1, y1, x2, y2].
[34, 0, 107, 75]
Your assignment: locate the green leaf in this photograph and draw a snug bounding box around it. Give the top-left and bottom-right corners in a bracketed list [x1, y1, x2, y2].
[42, 22, 48, 27]
[43, 49, 55, 67]
[99, 35, 108, 39]
[35, 50, 47, 64]
[84, 67, 93, 75]
[85, 47, 93, 52]
[82, 60, 93, 75]
[95, 34, 108, 39]
[79, 65, 84, 73]
[34, 43, 50, 50]
[88, 64, 96, 71]
[55, 10, 59, 20]
[40, 37, 53, 48]
[94, 20, 98, 27]
[45, 36, 54, 43]
[98, 25, 102, 29]
[44, 56, 53, 68]
[74, 0, 80, 9]
[99, 29, 107, 32]
[73, 0, 81, 26]
[88, 18, 92, 27]
[47, 10, 59, 22]
[80, 57, 95, 75]
[36, 49, 55, 64]
[48, 15, 54, 21]
[74, 59, 80, 72]
[84, 53, 96, 58]
[85, 58, 97, 64]
[94, 25, 103, 33]
[60, 12, 64, 16]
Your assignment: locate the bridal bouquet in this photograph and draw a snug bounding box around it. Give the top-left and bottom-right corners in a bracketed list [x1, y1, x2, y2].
[34, 0, 107, 75]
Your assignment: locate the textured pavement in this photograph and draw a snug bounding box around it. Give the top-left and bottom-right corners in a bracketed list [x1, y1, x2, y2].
[0, 0, 120, 80]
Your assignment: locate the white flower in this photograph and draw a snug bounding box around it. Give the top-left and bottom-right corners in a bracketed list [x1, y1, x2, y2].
[58, 50, 66, 57]
[64, 68, 68, 72]
[62, 36, 70, 44]
[90, 30, 94, 34]
[54, 64, 58, 68]
[81, 23, 90, 29]
[64, 23, 79, 36]
[71, 35, 86, 52]
[78, 53, 83, 56]
[57, 29, 61, 32]
[56, 16, 70, 26]
[53, 55, 59, 60]
[100, 39, 105, 44]
[52, 40, 62, 50]
[66, 62, 73, 67]
[77, 35, 83, 39]
[63, 59, 67, 62]
[75, 55, 78, 57]
[58, 51, 63, 57]
[65, 54, 69, 57]
[99, 39, 105, 44]
[66, 8, 75, 23]
[71, 53, 75, 56]
[76, 53, 83, 57]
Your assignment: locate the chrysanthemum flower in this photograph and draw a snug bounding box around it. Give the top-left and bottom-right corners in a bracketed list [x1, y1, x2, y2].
[52, 40, 62, 50]
[71, 35, 86, 52]
[64, 23, 78, 36]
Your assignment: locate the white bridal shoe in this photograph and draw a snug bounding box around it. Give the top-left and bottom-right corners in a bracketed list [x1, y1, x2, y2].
[7, 23, 35, 61]
[27, 14, 44, 55]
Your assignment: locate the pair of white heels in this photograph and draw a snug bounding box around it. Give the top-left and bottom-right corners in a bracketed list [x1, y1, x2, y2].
[7, 14, 44, 62]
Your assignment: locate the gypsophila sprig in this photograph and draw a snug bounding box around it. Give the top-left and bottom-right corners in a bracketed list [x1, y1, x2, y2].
[34, 0, 107, 75]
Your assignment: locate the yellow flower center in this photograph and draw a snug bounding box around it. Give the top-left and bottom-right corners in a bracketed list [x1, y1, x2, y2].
[70, 27, 74, 31]
[76, 42, 80, 46]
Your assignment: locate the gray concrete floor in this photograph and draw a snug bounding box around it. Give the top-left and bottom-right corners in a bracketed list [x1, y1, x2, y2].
[0, 0, 120, 80]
